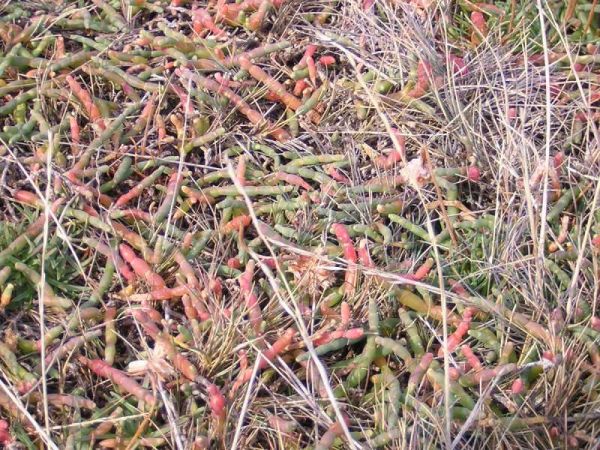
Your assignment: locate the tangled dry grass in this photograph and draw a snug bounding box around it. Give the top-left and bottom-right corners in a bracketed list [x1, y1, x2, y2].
[0, 0, 599, 448]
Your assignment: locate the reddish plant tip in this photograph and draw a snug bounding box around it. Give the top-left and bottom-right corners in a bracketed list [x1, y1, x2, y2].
[17, 381, 35, 394]
[272, 172, 312, 191]
[192, 7, 225, 37]
[591, 316, 600, 332]
[553, 152, 565, 169]
[306, 56, 317, 85]
[222, 214, 252, 234]
[330, 224, 355, 258]
[131, 309, 160, 338]
[340, 301, 351, 325]
[118, 243, 136, 262]
[343, 328, 364, 340]
[416, 60, 433, 91]
[239, 261, 263, 334]
[227, 257, 242, 269]
[318, 55, 336, 66]
[471, 11, 487, 36]
[214, 72, 235, 90]
[448, 367, 462, 381]
[412, 258, 433, 281]
[293, 79, 310, 97]
[511, 378, 524, 395]
[119, 243, 165, 289]
[261, 328, 297, 366]
[207, 384, 226, 419]
[79, 357, 155, 405]
[324, 165, 350, 184]
[542, 351, 556, 363]
[0, 419, 11, 446]
[13, 190, 41, 207]
[265, 90, 280, 102]
[304, 44, 318, 59]
[464, 307, 475, 319]
[262, 257, 277, 270]
[461, 345, 482, 371]
[65, 75, 106, 131]
[357, 239, 375, 268]
[467, 166, 481, 182]
[209, 278, 223, 299]
[362, 0, 375, 10]
[591, 235, 600, 248]
[439, 307, 473, 356]
[313, 328, 364, 346]
[330, 223, 348, 239]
